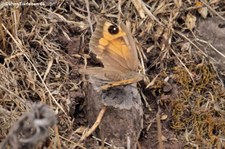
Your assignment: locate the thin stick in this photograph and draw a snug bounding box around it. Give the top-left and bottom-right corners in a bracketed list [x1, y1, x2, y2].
[1, 23, 67, 115]
[59, 136, 86, 149]
[196, 39, 225, 59]
[54, 125, 62, 149]
[174, 30, 208, 57]
[79, 106, 107, 142]
[156, 106, 164, 149]
[170, 47, 195, 83]
[200, 0, 225, 21]
[85, 0, 93, 34]
[141, 0, 164, 26]
[0, 84, 27, 106]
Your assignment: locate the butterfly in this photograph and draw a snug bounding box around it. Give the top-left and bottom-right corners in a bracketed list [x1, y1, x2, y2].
[80, 19, 144, 90]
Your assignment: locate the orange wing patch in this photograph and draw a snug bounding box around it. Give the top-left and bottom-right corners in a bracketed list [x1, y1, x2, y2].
[80, 19, 143, 90]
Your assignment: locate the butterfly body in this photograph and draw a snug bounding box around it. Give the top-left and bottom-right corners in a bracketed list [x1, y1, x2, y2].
[80, 19, 143, 90]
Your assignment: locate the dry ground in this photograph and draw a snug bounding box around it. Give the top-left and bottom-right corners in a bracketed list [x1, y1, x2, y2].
[0, 0, 225, 148]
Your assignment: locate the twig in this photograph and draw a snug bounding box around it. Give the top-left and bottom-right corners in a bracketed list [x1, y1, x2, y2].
[200, 0, 225, 21]
[0, 84, 27, 106]
[85, 0, 93, 34]
[195, 39, 225, 59]
[54, 125, 62, 149]
[79, 106, 107, 142]
[156, 106, 164, 149]
[170, 47, 195, 83]
[141, 1, 164, 26]
[59, 136, 86, 149]
[174, 30, 208, 57]
[1, 23, 67, 115]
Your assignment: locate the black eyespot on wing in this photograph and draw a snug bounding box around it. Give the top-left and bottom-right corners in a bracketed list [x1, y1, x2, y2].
[108, 25, 119, 34]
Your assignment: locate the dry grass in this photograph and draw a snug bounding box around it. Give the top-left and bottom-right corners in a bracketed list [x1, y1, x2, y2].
[0, 0, 225, 148]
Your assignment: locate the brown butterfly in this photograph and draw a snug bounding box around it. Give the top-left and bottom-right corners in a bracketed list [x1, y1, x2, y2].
[80, 20, 144, 90]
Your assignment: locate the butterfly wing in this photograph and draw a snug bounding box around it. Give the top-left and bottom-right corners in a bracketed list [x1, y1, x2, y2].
[89, 20, 140, 73]
[119, 22, 140, 71]
[80, 19, 142, 86]
[79, 67, 125, 81]
[79, 67, 142, 90]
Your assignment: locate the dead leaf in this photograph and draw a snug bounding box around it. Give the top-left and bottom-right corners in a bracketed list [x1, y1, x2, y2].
[185, 13, 196, 30]
[195, 2, 208, 18]
[198, 7, 208, 18]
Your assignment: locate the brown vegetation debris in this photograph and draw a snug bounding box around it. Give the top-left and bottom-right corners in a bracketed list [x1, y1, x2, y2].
[0, 0, 225, 148]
